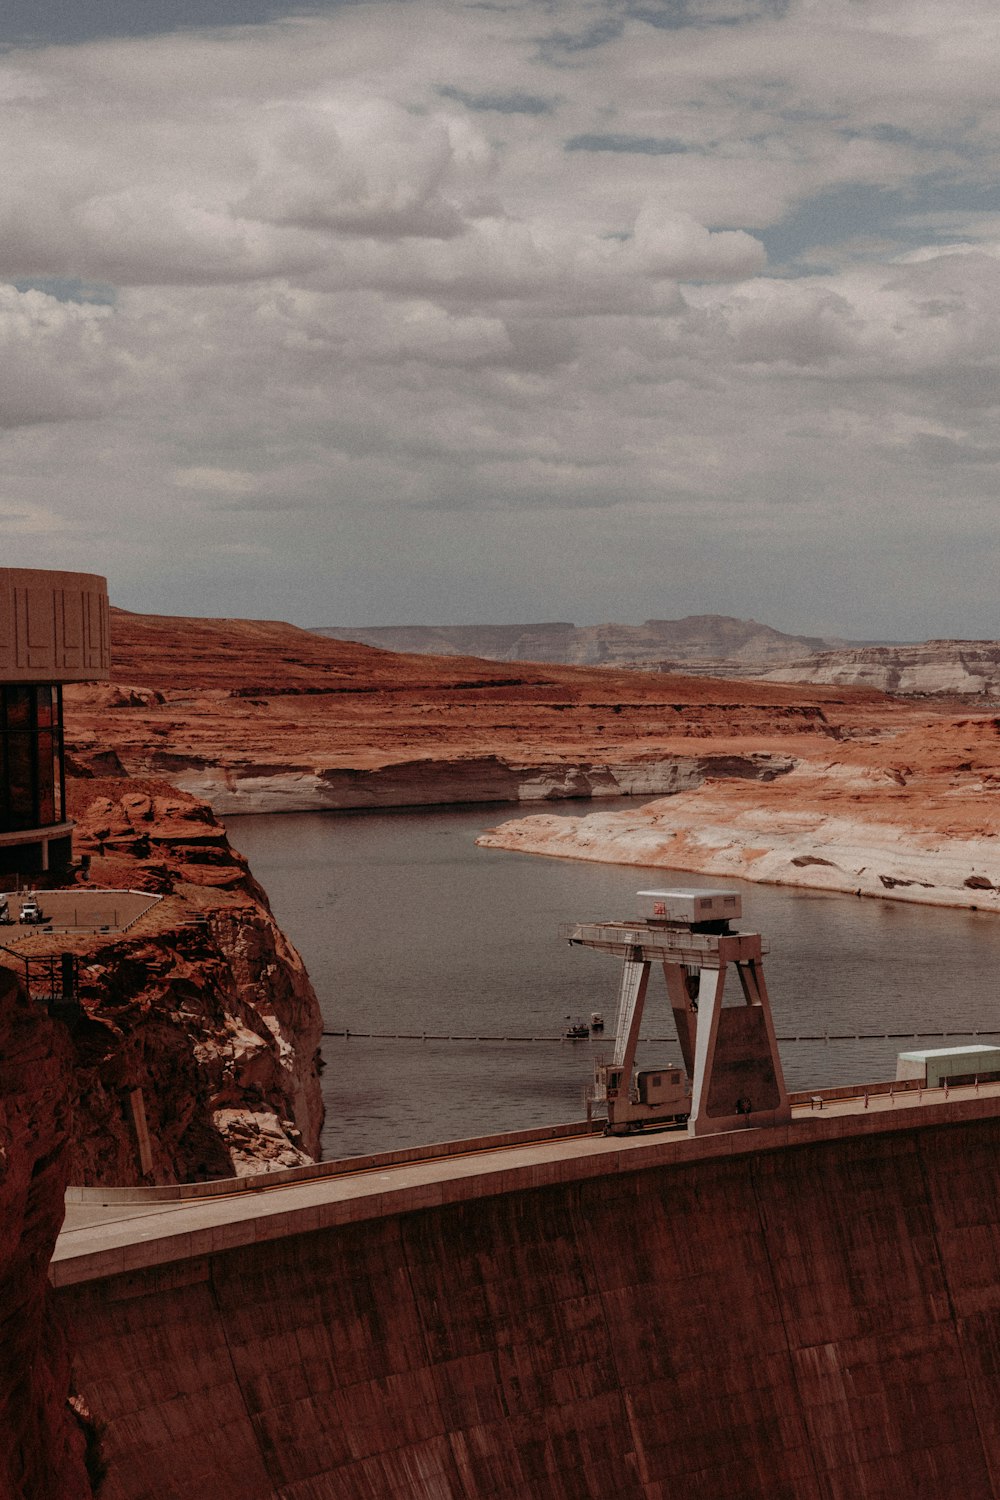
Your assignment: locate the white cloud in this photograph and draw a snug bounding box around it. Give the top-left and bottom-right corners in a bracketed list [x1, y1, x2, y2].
[631, 207, 767, 280]
[0, 499, 63, 534]
[238, 98, 480, 239]
[173, 467, 260, 494]
[0, 285, 118, 426]
[1, 2, 999, 637]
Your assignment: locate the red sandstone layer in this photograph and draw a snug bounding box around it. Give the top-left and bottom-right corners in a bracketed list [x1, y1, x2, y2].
[63, 608, 904, 814]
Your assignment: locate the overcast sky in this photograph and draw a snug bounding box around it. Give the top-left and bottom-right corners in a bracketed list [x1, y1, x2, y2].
[2, 0, 999, 638]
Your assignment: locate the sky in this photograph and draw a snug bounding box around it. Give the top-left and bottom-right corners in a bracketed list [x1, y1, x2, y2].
[2, 1, 999, 638]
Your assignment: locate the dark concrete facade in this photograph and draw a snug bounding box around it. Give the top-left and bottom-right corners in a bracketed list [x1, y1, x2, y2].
[55, 1097, 1000, 1499]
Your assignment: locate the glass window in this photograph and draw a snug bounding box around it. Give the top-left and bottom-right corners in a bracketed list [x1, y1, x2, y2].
[6, 686, 30, 729]
[36, 731, 55, 824]
[0, 684, 66, 832]
[6, 732, 33, 829]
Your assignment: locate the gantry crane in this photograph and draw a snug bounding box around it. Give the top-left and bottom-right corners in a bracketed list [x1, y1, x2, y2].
[561, 889, 790, 1136]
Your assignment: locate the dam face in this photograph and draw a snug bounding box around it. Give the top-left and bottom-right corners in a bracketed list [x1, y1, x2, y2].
[56, 1105, 1000, 1499]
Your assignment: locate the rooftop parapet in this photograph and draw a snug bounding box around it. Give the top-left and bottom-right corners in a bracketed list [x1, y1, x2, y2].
[0, 568, 109, 685]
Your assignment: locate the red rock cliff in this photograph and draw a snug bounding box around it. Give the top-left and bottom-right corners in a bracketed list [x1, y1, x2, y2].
[3, 779, 324, 1185]
[0, 779, 325, 1498]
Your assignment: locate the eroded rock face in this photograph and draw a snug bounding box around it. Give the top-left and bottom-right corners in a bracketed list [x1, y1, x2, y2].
[42, 780, 325, 1183]
[0, 969, 91, 1499]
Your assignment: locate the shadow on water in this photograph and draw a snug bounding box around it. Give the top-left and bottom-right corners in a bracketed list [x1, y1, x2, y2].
[229, 800, 1000, 1158]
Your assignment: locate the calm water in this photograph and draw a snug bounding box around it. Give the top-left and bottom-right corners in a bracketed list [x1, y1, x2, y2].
[229, 803, 1000, 1159]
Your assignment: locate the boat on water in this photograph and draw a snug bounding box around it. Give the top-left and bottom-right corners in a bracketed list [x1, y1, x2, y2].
[563, 1018, 590, 1040]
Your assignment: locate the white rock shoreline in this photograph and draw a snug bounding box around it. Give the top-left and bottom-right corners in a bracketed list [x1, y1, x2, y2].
[164, 751, 793, 816]
[476, 791, 1000, 915]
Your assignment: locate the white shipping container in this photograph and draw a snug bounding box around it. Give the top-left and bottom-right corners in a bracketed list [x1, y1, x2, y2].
[636, 889, 742, 925]
[896, 1044, 1000, 1086]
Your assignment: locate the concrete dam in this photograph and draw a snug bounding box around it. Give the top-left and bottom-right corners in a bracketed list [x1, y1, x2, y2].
[54, 1086, 1000, 1500]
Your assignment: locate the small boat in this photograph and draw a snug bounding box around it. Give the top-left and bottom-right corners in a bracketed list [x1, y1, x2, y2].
[590, 1012, 605, 1032]
[563, 1018, 590, 1040]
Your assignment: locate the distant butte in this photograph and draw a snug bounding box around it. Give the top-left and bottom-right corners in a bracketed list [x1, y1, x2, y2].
[313, 615, 1000, 700]
[311, 612, 845, 672]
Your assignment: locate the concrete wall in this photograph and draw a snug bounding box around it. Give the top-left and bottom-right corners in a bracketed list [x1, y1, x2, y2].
[0, 568, 109, 684]
[58, 1115, 1000, 1499]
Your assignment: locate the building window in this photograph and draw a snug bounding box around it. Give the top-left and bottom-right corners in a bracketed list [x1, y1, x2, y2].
[0, 684, 65, 832]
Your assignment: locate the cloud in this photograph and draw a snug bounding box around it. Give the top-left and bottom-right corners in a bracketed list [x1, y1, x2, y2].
[173, 467, 260, 494]
[238, 98, 479, 239]
[631, 206, 767, 279]
[0, 499, 63, 534]
[438, 85, 555, 116]
[0, 285, 119, 427]
[565, 132, 690, 154]
[1, 2, 1000, 638]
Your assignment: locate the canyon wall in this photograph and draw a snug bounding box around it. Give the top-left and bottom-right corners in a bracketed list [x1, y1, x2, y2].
[56, 1110, 1000, 1499]
[767, 640, 1000, 698]
[161, 750, 796, 816]
[66, 779, 324, 1181]
[0, 780, 327, 1497]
